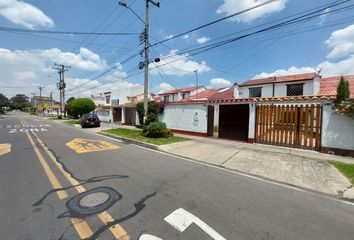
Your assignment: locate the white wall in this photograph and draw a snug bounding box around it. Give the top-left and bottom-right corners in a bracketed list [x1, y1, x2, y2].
[110, 85, 144, 105]
[240, 80, 315, 98]
[321, 103, 354, 151]
[213, 104, 219, 127]
[248, 103, 256, 139]
[240, 84, 273, 98]
[159, 105, 208, 133]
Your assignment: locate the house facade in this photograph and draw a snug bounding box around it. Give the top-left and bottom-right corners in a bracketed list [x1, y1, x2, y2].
[159, 73, 354, 157]
[159, 86, 207, 102]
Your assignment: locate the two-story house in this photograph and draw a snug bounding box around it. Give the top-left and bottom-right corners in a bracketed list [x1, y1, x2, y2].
[159, 86, 207, 102]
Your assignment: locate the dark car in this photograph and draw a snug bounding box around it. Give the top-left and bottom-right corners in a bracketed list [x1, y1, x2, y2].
[79, 113, 101, 128]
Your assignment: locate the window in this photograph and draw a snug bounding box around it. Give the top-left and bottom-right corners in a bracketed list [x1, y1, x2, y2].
[163, 96, 169, 102]
[182, 93, 186, 99]
[287, 84, 303, 96]
[105, 95, 110, 104]
[249, 87, 262, 97]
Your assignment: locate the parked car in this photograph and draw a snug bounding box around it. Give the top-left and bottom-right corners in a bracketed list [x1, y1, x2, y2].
[79, 113, 101, 128]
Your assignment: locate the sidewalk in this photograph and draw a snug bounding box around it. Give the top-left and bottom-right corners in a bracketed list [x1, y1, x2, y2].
[159, 133, 354, 199]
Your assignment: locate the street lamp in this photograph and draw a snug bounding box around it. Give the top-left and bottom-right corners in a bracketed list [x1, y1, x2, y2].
[118, 0, 159, 124]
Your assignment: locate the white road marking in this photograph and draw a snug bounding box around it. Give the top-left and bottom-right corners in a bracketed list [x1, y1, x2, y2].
[9, 129, 17, 134]
[139, 234, 163, 240]
[164, 208, 226, 240]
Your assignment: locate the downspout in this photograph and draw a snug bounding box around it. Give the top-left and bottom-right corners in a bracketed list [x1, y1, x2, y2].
[272, 76, 276, 97]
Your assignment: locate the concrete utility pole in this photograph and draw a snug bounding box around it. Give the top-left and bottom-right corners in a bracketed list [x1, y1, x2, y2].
[194, 69, 199, 100]
[52, 64, 70, 117]
[119, 0, 160, 123]
[38, 86, 43, 107]
[30, 92, 36, 110]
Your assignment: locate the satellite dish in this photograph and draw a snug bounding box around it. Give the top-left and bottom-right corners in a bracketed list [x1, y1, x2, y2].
[139, 62, 145, 70]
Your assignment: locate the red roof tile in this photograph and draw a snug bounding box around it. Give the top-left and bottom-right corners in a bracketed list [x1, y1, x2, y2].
[240, 72, 318, 87]
[180, 89, 222, 101]
[320, 75, 354, 99]
[159, 86, 204, 95]
[207, 87, 235, 100]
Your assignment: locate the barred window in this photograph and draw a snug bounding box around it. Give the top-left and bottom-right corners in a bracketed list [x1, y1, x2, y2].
[249, 87, 262, 97]
[105, 96, 110, 104]
[287, 84, 303, 96]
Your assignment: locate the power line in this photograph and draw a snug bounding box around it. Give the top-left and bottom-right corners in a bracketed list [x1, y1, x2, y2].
[0, 26, 140, 36]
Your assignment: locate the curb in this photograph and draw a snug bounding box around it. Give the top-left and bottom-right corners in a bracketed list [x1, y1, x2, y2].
[98, 132, 159, 150]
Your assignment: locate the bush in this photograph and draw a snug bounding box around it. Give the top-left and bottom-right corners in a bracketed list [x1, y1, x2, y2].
[142, 121, 172, 138]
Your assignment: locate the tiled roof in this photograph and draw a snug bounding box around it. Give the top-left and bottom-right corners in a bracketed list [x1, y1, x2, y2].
[207, 87, 234, 100]
[166, 95, 336, 105]
[159, 86, 204, 95]
[320, 75, 354, 99]
[240, 72, 318, 87]
[180, 89, 222, 101]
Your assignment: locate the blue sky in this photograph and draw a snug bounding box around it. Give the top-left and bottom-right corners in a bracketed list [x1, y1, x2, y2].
[0, 0, 354, 99]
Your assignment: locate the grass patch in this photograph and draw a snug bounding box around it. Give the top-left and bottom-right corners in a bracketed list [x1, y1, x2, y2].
[329, 160, 354, 185]
[103, 128, 189, 145]
[63, 120, 79, 126]
[46, 116, 63, 120]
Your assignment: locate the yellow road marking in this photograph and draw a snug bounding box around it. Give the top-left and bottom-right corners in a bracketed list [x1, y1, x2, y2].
[66, 138, 120, 153]
[0, 143, 11, 156]
[71, 218, 94, 239]
[22, 119, 94, 239]
[27, 121, 130, 239]
[24, 131, 68, 200]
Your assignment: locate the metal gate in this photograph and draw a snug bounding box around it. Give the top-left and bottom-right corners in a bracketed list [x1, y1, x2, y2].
[255, 104, 321, 150]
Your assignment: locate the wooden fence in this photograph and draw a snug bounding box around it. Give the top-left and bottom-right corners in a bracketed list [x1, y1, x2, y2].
[255, 104, 321, 150]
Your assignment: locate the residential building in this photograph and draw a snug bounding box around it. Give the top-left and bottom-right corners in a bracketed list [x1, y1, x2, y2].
[159, 86, 207, 102]
[159, 73, 354, 157]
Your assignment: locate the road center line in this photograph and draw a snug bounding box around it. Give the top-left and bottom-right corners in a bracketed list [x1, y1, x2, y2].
[25, 118, 130, 240]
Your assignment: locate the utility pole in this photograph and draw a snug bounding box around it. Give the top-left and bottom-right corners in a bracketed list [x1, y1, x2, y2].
[30, 92, 36, 110]
[194, 69, 199, 100]
[119, 0, 160, 123]
[38, 86, 44, 114]
[52, 63, 70, 118]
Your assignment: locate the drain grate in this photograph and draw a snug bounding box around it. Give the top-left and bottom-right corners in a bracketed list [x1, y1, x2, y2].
[66, 186, 121, 218]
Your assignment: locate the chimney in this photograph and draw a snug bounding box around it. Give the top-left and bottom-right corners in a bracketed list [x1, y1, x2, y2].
[313, 74, 321, 95]
[233, 83, 240, 99]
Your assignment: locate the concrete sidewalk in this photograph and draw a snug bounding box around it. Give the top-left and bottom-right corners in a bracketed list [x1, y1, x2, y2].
[159, 134, 354, 199]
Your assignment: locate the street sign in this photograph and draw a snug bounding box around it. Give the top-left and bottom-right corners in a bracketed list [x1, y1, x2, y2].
[66, 138, 120, 153]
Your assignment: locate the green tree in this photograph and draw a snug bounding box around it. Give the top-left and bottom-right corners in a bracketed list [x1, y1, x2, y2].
[0, 93, 9, 108]
[66, 97, 76, 117]
[68, 98, 95, 119]
[10, 94, 29, 110]
[136, 101, 161, 126]
[335, 76, 350, 105]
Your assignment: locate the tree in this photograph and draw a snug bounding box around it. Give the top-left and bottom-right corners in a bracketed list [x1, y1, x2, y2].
[0, 94, 9, 108]
[335, 76, 350, 104]
[136, 101, 162, 126]
[10, 94, 29, 110]
[333, 76, 353, 117]
[65, 97, 76, 117]
[67, 98, 95, 119]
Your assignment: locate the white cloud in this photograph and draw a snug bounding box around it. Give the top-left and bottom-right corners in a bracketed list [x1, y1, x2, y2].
[217, 0, 287, 23]
[254, 66, 315, 79]
[150, 49, 211, 76]
[0, 0, 54, 29]
[183, 35, 190, 39]
[325, 24, 354, 59]
[197, 37, 210, 44]
[156, 82, 174, 93]
[210, 78, 232, 88]
[252, 54, 354, 79]
[13, 71, 37, 80]
[318, 8, 330, 26]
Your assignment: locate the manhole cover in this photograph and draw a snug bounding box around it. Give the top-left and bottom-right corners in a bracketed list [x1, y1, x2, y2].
[79, 192, 110, 208]
[66, 186, 121, 218]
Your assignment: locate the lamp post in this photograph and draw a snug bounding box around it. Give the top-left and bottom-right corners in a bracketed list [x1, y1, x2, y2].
[118, 0, 159, 124]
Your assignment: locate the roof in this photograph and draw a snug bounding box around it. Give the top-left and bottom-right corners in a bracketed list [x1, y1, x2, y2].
[180, 89, 222, 101]
[320, 75, 354, 99]
[127, 92, 156, 98]
[33, 96, 52, 100]
[207, 87, 235, 101]
[167, 95, 336, 105]
[159, 86, 205, 95]
[240, 72, 318, 87]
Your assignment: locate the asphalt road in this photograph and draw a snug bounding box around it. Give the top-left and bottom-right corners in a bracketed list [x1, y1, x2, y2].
[1, 112, 354, 240]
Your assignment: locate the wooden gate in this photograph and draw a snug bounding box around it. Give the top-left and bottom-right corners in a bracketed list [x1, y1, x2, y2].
[255, 104, 321, 150]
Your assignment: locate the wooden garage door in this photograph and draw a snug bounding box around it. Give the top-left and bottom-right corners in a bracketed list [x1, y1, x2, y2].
[219, 104, 249, 141]
[113, 108, 122, 122]
[255, 104, 321, 150]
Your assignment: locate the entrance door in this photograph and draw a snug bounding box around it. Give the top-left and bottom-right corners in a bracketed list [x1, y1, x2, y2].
[113, 108, 122, 122]
[218, 104, 249, 141]
[207, 106, 214, 136]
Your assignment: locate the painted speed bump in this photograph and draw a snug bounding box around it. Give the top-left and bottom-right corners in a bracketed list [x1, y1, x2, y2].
[66, 138, 120, 153]
[0, 143, 11, 156]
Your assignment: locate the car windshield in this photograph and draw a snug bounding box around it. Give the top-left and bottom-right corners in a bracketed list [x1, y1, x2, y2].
[83, 114, 97, 118]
